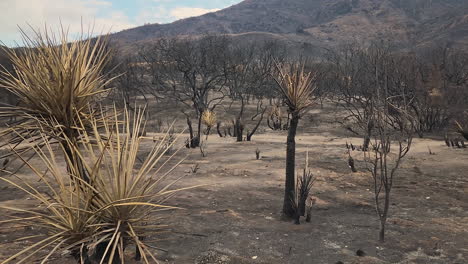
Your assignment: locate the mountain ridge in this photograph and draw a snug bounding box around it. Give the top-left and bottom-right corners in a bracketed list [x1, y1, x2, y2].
[110, 0, 468, 52]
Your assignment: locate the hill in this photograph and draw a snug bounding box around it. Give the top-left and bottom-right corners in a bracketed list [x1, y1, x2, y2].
[110, 0, 468, 52]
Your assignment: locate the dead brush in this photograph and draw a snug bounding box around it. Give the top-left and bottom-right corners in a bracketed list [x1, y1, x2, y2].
[201, 110, 217, 139]
[267, 105, 284, 130]
[0, 107, 194, 263]
[190, 163, 200, 173]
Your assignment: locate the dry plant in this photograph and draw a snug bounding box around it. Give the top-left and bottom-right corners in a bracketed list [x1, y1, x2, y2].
[201, 110, 217, 139]
[274, 63, 315, 113]
[455, 121, 468, 141]
[0, 107, 191, 263]
[291, 151, 315, 224]
[273, 61, 316, 218]
[267, 105, 284, 130]
[0, 26, 114, 181]
[215, 121, 226, 137]
[199, 138, 207, 157]
[363, 96, 414, 242]
[190, 163, 200, 173]
[348, 150, 358, 173]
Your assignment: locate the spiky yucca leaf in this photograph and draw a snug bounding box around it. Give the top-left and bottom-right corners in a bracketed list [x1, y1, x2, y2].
[0, 26, 114, 158]
[77, 107, 191, 263]
[0, 107, 191, 263]
[273, 62, 316, 113]
[0, 135, 100, 264]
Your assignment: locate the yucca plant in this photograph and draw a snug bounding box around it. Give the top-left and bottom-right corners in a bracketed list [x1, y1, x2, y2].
[201, 110, 216, 139]
[290, 151, 315, 224]
[296, 151, 314, 217]
[0, 107, 190, 263]
[0, 26, 114, 180]
[79, 107, 189, 263]
[267, 105, 283, 130]
[0, 135, 99, 263]
[273, 62, 316, 218]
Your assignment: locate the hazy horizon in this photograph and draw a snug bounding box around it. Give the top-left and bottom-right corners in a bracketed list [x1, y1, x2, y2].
[0, 0, 242, 47]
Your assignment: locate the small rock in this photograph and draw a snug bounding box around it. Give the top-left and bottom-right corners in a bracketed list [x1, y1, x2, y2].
[252, 256, 257, 260]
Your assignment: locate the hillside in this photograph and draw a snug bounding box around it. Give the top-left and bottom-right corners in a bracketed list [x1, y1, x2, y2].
[111, 0, 468, 51]
[0, 46, 9, 68]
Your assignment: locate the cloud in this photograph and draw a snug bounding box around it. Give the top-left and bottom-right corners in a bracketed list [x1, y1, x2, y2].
[170, 7, 220, 20]
[135, 5, 221, 25]
[0, 0, 135, 46]
[0, 0, 241, 46]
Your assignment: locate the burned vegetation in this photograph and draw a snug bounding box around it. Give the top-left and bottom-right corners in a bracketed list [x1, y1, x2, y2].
[0, 26, 467, 264]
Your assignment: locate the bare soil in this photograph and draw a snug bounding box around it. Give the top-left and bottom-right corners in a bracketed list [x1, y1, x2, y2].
[0, 102, 467, 264]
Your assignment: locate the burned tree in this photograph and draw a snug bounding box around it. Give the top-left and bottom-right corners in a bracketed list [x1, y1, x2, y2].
[107, 54, 150, 108]
[141, 35, 229, 147]
[362, 46, 415, 242]
[225, 42, 256, 142]
[325, 44, 378, 150]
[364, 103, 413, 242]
[225, 41, 285, 141]
[408, 46, 468, 137]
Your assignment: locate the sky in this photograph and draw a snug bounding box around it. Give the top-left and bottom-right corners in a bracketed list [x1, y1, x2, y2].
[0, 0, 242, 46]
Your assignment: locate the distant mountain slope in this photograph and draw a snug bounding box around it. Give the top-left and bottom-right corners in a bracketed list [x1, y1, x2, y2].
[111, 0, 468, 51]
[0, 46, 12, 71]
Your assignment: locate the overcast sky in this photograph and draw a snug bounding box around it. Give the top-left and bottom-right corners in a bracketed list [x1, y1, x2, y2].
[0, 0, 242, 46]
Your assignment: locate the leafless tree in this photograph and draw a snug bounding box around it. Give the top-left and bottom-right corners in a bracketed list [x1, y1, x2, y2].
[409, 46, 468, 137]
[141, 35, 230, 147]
[362, 45, 415, 242]
[224, 41, 284, 141]
[107, 55, 151, 107]
[325, 43, 381, 150]
[364, 103, 413, 242]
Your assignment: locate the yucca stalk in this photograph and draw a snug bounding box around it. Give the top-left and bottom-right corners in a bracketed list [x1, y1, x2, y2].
[0, 107, 192, 263]
[0, 26, 114, 181]
[273, 62, 316, 218]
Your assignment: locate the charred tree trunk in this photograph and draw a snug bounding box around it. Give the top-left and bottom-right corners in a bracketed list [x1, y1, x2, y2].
[62, 129, 90, 184]
[205, 127, 211, 140]
[379, 220, 386, 242]
[216, 122, 223, 137]
[283, 111, 299, 218]
[379, 190, 390, 242]
[363, 121, 373, 151]
[247, 108, 266, 141]
[236, 98, 246, 142]
[235, 118, 243, 142]
[197, 113, 202, 143]
[186, 116, 199, 148]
